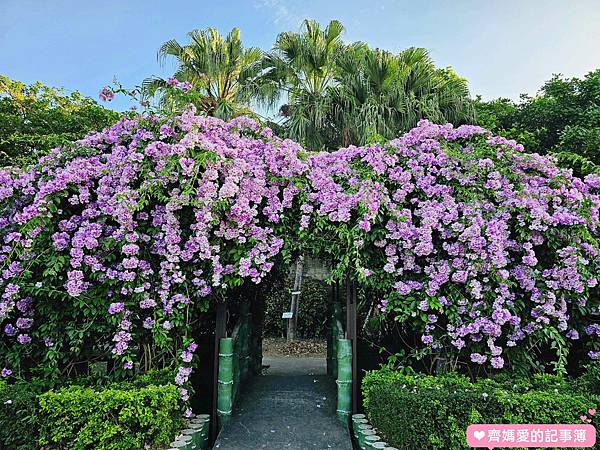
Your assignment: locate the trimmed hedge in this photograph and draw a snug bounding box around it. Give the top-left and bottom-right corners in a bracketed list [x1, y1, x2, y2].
[362, 367, 600, 450]
[38, 384, 183, 449]
[0, 370, 184, 450]
[0, 380, 44, 450]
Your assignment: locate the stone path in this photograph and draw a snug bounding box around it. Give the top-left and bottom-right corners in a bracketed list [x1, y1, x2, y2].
[212, 356, 353, 450]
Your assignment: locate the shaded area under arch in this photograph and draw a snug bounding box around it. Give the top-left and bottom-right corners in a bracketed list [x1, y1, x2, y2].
[212, 356, 352, 449]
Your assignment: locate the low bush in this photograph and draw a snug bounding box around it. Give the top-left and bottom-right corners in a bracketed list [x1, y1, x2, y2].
[362, 368, 600, 450]
[38, 384, 184, 449]
[0, 371, 184, 450]
[0, 380, 46, 449]
[576, 361, 600, 395]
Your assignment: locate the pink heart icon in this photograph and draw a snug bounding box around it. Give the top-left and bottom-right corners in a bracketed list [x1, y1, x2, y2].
[589, 408, 596, 416]
[581, 415, 588, 422]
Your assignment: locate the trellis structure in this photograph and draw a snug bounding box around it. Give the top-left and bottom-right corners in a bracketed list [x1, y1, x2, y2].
[210, 274, 360, 442]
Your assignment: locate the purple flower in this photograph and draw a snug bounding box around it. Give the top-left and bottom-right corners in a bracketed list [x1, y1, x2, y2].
[16, 317, 33, 329]
[123, 361, 133, 370]
[181, 351, 193, 363]
[99, 86, 114, 102]
[491, 356, 504, 369]
[17, 334, 31, 344]
[108, 302, 125, 315]
[179, 388, 189, 401]
[566, 329, 579, 340]
[1, 368, 12, 377]
[142, 317, 155, 329]
[470, 353, 487, 364]
[421, 335, 433, 345]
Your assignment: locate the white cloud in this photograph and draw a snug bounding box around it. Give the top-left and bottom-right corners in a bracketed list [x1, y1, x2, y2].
[253, 0, 303, 29]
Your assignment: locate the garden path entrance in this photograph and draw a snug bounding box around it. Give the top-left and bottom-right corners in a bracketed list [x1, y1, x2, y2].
[212, 356, 353, 449]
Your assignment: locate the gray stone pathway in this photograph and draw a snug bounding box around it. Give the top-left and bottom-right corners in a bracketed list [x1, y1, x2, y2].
[212, 357, 353, 450]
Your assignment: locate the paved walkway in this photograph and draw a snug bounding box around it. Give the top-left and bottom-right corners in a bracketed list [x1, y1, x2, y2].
[212, 356, 353, 450]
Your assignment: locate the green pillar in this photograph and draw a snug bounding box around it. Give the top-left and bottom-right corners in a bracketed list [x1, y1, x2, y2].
[336, 338, 352, 423]
[189, 415, 209, 449]
[217, 337, 234, 429]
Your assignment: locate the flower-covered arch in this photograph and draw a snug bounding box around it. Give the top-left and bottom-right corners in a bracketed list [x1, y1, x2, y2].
[1, 109, 599, 411]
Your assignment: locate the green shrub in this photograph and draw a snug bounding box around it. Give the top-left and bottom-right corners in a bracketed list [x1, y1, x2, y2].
[576, 361, 600, 395]
[0, 380, 46, 449]
[38, 384, 184, 449]
[362, 369, 600, 450]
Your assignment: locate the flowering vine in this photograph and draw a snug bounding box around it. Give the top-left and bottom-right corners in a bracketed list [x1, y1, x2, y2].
[0, 111, 598, 412]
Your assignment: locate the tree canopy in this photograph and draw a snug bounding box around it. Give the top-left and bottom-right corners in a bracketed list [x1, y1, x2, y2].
[474, 70, 600, 176]
[0, 76, 119, 166]
[141, 20, 475, 150]
[260, 20, 474, 149]
[142, 28, 266, 120]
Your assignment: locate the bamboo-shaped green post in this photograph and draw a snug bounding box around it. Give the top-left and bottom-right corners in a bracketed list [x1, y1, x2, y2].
[232, 331, 240, 402]
[331, 324, 339, 378]
[190, 415, 210, 449]
[217, 337, 234, 429]
[352, 416, 368, 441]
[364, 434, 381, 449]
[336, 338, 352, 423]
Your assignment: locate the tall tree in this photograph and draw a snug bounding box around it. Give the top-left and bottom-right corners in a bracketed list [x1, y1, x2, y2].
[260, 20, 473, 149]
[259, 19, 346, 149]
[474, 70, 600, 175]
[144, 27, 265, 119]
[330, 46, 474, 147]
[0, 76, 119, 166]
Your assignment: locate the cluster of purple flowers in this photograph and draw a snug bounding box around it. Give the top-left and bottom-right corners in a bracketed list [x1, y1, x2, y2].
[166, 78, 192, 92]
[99, 86, 114, 102]
[300, 120, 599, 369]
[0, 111, 597, 393]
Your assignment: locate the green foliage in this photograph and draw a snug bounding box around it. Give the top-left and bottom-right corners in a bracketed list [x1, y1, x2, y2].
[259, 20, 474, 149]
[474, 70, 600, 176]
[330, 47, 474, 148]
[0, 76, 119, 166]
[575, 361, 600, 395]
[0, 380, 45, 449]
[362, 368, 600, 450]
[0, 371, 183, 450]
[38, 384, 184, 449]
[143, 27, 265, 119]
[263, 275, 329, 338]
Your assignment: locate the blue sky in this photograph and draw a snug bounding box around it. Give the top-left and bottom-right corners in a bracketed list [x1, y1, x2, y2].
[2, 0, 599, 111]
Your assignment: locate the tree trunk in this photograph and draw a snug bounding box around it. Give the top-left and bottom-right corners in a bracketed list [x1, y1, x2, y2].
[287, 255, 304, 342]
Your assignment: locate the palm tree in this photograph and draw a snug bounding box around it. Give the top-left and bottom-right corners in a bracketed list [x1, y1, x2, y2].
[330, 46, 474, 147]
[398, 48, 473, 129]
[143, 27, 265, 119]
[260, 20, 473, 149]
[259, 19, 346, 149]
